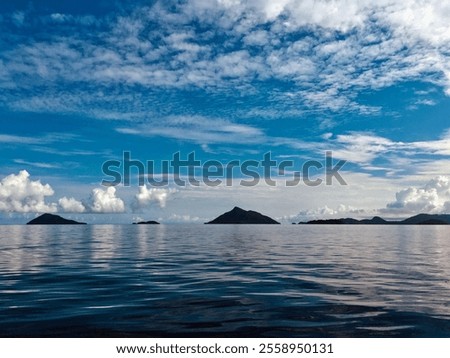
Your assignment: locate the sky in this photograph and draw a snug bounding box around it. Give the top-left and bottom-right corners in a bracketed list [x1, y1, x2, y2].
[1, 0, 450, 224]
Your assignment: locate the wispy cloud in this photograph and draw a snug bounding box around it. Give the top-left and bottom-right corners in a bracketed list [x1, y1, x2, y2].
[0, 132, 84, 146]
[410, 131, 450, 156]
[0, 134, 42, 144]
[30, 146, 110, 157]
[117, 115, 266, 145]
[116, 114, 450, 177]
[13, 159, 61, 169]
[321, 130, 450, 171]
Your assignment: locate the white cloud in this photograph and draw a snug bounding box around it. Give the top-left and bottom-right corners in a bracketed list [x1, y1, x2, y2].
[166, 213, 203, 223]
[0, 132, 82, 146]
[0, 170, 57, 213]
[132, 185, 177, 211]
[14, 159, 61, 169]
[291, 204, 367, 222]
[90, 186, 125, 213]
[385, 176, 450, 214]
[243, 30, 270, 46]
[410, 131, 450, 156]
[11, 11, 25, 27]
[117, 124, 450, 177]
[2, 0, 450, 117]
[58, 197, 86, 213]
[0, 134, 42, 144]
[318, 130, 450, 170]
[416, 99, 436, 106]
[50, 13, 71, 23]
[331, 132, 397, 164]
[117, 115, 265, 144]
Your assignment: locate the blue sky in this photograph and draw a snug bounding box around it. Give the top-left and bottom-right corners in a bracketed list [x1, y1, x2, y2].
[1, 0, 450, 223]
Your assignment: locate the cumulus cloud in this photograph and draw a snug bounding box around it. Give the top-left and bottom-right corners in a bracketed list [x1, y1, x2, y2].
[90, 187, 125, 213]
[0, 170, 57, 213]
[132, 185, 177, 211]
[59, 187, 130, 214]
[385, 176, 450, 214]
[58, 196, 86, 213]
[166, 213, 202, 223]
[0, 171, 129, 214]
[291, 204, 366, 222]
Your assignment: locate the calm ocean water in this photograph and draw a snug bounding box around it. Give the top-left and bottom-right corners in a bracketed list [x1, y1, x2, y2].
[0, 224, 450, 337]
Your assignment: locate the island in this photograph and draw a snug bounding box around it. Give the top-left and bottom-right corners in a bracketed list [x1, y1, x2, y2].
[206, 206, 280, 224]
[300, 214, 450, 225]
[27, 213, 86, 225]
[133, 220, 160, 225]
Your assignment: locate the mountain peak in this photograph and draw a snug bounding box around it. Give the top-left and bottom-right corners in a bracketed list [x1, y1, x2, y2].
[206, 207, 280, 224]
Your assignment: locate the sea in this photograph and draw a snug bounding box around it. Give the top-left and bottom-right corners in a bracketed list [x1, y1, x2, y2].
[1, 224, 450, 337]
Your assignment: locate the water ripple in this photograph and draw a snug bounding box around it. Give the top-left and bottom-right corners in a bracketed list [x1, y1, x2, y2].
[1, 224, 450, 337]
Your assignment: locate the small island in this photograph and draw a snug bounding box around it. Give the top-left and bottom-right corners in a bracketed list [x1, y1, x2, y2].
[133, 220, 160, 225]
[206, 206, 280, 224]
[27, 213, 86, 225]
[300, 214, 450, 225]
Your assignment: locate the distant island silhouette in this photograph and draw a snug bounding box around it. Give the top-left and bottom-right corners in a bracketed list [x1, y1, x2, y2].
[300, 214, 450, 225]
[133, 220, 160, 225]
[21, 212, 450, 225]
[206, 206, 280, 224]
[27, 213, 86, 225]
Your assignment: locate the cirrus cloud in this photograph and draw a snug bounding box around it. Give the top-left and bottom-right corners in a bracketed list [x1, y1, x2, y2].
[117, 115, 265, 145]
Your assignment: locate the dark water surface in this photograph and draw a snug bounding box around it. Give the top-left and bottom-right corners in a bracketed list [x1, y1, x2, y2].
[1, 224, 450, 337]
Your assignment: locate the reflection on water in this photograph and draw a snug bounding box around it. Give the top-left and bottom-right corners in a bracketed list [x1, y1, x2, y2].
[0, 224, 450, 337]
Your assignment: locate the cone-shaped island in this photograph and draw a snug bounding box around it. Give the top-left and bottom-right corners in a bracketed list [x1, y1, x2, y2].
[206, 206, 280, 224]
